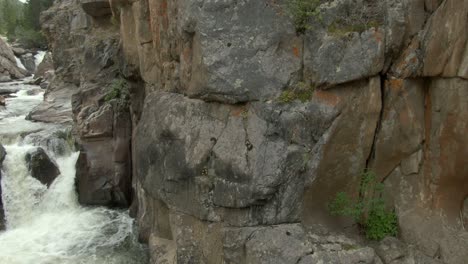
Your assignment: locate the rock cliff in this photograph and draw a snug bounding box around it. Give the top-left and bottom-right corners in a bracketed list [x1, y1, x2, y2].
[42, 0, 467, 263]
[0, 38, 28, 82]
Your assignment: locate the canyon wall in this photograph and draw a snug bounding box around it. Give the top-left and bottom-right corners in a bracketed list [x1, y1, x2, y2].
[42, 0, 467, 263]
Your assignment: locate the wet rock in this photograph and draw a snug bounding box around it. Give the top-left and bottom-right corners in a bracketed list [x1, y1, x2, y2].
[12, 47, 26, 57]
[34, 52, 53, 79]
[0, 87, 20, 96]
[25, 147, 60, 187]
[19, 53, 36, 73]
[0, 95, 5, 106]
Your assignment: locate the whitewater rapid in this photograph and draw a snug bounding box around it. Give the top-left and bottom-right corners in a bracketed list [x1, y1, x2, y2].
[0, 74, 147, 263]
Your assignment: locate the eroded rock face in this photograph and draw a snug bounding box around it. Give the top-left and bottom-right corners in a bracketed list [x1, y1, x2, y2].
[25, 147, 60, 187]
[42, 0, 468, 262]
[0, 38, 28, 82]
[0, 144, 6, 230]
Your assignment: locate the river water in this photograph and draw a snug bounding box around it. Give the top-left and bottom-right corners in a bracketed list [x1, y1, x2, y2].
[0, 64, 147, 263]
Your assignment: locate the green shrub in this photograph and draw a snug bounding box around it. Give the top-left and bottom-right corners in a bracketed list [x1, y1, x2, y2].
[278, 82, 315, 103]
[328, 170, 398, 240]
[286, 0, 321, 33]
[105, 79, 129, 106]
[12, 27, 47, 49]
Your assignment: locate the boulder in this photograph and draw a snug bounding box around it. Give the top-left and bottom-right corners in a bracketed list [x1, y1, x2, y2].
[19, 53, 36, 73]
[25, 147, 60, 187]
[0, 95, 5, 106]
[12, 47, 26, 57]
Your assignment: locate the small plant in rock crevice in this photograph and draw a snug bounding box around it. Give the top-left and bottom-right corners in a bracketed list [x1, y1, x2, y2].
[278, 82, 315, 103]
[105, 78, 130, 108]
[328, 170, 398, 240]
[286, 0, 322, 33]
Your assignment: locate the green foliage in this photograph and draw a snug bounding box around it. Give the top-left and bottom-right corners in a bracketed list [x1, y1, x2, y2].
[0, 0, 52, 48]
[105, 79, 130, 107]
[328, 171, 398, 240]
[13, 27, 47, 49]
[286, 0, 322, 33]
[278, 82, 315, 103]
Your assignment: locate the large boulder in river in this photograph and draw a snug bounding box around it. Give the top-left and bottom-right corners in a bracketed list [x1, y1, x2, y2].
[0, 37, 27, 82]
[25, 147, 60, 187]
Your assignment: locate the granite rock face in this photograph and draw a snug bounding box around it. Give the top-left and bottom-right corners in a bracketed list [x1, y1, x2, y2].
[42, 0, 468, 263]
[30, 0, 133, 207]
[0, 38, 28, 82]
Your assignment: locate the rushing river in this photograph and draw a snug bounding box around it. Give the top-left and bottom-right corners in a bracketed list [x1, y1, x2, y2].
[0, 74, 147, 262]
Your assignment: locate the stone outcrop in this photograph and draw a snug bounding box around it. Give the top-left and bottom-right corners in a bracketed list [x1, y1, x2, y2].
[19, 53, 36, 74]
[33, 0, 133, 207]
[25, 147, 60, 187]
[34, 52, 54, 79]
[42, 0, 468, 263]
[0, 38, 28, 82]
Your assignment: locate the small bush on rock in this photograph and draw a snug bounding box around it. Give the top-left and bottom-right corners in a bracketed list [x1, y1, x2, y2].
[286, 0, 322, 33]
[328, 170, 398, 240]
[105, 79, 129, 106]
[278, 82, 315, 103]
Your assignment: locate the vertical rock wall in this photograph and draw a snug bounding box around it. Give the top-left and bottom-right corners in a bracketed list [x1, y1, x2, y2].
[42, 0, 467, 263]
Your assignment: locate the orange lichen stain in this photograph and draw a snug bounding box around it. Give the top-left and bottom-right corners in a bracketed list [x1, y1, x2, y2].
[314, 89, 340, 106]
[387, 79, 403, 91]
[293, 46, 300, 58]
[231, 106, 246, 117]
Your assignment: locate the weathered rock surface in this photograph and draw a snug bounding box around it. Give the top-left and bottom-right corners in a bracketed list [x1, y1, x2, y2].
[42, 0, 468, 262]
[25, 147, 60, 187]
[81, 0, 112, 17]
[19, 53, 36, 73]
[0, 144, 6, 230]
[34, 52, 54, 79]
[0, 38, 28, 82]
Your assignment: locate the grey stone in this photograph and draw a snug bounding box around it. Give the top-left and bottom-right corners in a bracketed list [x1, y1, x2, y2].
[134, 91, 339, 225]
[20, 53, 36, 73]
[304, 28, 385, 87]
[25, 147, 60, 187]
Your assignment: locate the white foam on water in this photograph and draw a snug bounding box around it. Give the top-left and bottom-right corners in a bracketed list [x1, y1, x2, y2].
[0, 80, 147, 264]
[34, 51, 46, 66]
[15, 56, 27, 71]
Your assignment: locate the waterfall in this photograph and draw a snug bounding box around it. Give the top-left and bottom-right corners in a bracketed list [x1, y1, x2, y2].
[0, 80, 147, 263]
[34, 51, 46, 67]
[15, 57, 27, 71]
